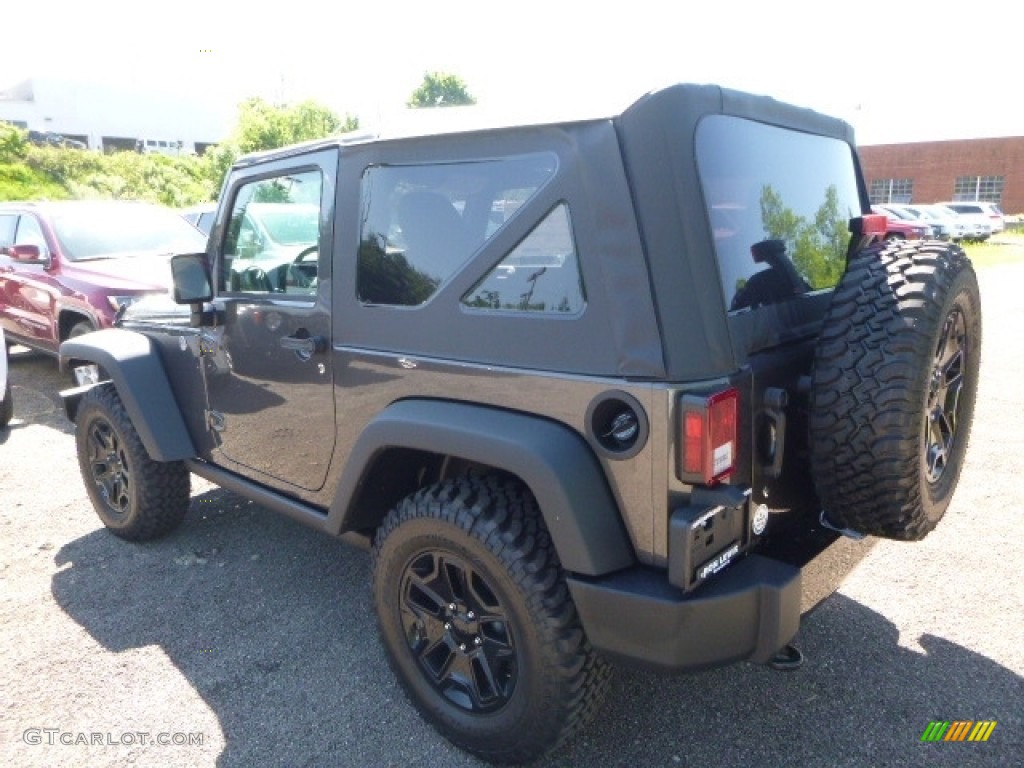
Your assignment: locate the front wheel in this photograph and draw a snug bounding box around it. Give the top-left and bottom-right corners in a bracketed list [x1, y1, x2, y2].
[372, 474, 610, 764]
[75, 384, 190, 540]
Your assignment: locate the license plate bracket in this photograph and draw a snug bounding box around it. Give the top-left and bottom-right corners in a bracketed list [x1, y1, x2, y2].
[669, 502, 745, 592]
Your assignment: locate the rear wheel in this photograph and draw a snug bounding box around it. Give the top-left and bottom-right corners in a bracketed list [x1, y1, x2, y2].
[75, 383, 190, 540]
[372, 474, 610, 764]
[809, 240, 981, 540]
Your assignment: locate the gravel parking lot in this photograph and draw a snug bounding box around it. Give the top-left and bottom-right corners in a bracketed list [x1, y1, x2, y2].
[2, 256, 1022, 768]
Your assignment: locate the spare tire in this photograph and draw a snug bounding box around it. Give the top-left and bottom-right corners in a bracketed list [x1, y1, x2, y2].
[809, 240, 981, 541]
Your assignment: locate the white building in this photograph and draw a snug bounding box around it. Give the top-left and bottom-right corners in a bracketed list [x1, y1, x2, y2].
[0, 77, 232, 154]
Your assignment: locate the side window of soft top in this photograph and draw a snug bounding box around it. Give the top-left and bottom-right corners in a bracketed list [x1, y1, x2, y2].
[356, 153, 558, 307]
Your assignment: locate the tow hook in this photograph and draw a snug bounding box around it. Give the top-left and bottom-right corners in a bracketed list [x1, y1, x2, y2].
[769, 643, 804, 671]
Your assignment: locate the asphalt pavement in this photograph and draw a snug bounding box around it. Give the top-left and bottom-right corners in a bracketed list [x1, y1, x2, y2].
[1, 259, 1021, 768]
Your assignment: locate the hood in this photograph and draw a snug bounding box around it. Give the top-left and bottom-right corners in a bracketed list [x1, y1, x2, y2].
[122, 292, 191, 325]
[61, 252, 174, 292]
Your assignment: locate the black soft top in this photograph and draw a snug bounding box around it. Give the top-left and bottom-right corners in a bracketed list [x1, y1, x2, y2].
[234, 84, 864, 382]
[615, 85, 864, 380]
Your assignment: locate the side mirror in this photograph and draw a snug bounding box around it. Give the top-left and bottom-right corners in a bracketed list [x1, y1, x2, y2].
[3, 244, 50, 265]
[171, 253, 218, 328]
[171, 252, 213, 304]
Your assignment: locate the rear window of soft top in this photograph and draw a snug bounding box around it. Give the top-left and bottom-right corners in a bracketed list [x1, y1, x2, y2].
[696, 116, 862, 313]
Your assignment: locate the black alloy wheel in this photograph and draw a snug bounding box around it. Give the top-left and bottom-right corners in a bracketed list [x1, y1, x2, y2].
[924, 307, 967, 484]
[398, 548, 517, 713]
[85, 416, 132, 522]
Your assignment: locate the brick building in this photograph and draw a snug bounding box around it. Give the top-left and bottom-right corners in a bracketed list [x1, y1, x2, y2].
[859, 137, 1024, 215]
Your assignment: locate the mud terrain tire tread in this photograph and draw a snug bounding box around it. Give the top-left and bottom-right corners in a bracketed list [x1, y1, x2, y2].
[372, 473, 611, 764]
[809, 240, 981, 540]
[75, 383, 190, 540]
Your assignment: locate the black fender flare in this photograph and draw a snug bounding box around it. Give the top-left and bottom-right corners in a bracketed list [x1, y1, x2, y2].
[60, 328, 195, 462]
[330, 399, 635, 576]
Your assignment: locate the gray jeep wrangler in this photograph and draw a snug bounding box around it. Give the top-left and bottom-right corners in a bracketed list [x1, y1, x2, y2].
[60, 83, 980, 764]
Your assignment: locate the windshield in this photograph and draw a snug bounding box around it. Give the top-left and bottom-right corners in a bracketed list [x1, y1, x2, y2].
[249, 205, 319, 245]
[51, 203, 207, 261]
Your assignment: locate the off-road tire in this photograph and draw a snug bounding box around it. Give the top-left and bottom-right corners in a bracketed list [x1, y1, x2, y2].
[371, 473, 611, 764]
[75, 383, 190, 540]
[809, 240, 981, 540]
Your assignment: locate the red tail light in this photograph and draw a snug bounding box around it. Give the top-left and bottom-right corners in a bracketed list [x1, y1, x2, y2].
[678, 388, 739, 485]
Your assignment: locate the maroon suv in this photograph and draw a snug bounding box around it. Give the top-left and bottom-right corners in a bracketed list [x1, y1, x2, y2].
[0, 200, 206, 363]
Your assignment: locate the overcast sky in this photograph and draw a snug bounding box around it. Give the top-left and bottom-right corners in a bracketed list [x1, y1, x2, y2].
[2, 0, 1019, 146]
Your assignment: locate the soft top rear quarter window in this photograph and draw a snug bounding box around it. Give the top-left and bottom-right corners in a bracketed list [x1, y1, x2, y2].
[462, 203, 585, 315]
[696, 116, 861, 313]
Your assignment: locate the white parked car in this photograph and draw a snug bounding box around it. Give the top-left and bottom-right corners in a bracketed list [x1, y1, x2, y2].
[1, 328, 12, 428]
[938, 201, 1005, 234]
[932, 204, 991, 242]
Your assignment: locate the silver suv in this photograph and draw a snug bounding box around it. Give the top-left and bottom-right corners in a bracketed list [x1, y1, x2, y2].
[940, 201, 1005, 234]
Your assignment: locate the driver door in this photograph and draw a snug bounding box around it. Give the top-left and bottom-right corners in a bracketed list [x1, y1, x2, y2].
[0, 213, 58, 347]
[203, 151, 337, 492]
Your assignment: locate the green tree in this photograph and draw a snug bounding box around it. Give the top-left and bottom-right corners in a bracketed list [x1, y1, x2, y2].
[760, 184, 848, 290]
[203, 98, 358, 199]
[0, 123, 28, 162]
[23, 145, 208, 207]
[0, 97, 359, 205]
[0, 163, 68, 200]
[233, 97, 357, 154]
[407, 72, 476, 108]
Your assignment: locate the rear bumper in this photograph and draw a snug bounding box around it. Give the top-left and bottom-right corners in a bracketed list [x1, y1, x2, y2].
[568, 554, 801, 672]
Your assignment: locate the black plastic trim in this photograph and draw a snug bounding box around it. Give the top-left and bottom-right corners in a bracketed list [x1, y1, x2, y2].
[186, 458, 332, 532]
[59, 329, 195, 461]
[328, 399, 635, 576]
[567, 555, 801, 671]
